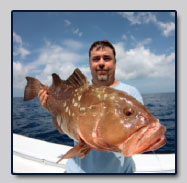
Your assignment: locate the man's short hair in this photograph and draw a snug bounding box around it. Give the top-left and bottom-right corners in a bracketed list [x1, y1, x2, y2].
[89, 40, 116, 58]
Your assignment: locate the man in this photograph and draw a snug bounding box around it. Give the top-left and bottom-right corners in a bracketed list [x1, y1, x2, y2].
[38, 40, 143, 173]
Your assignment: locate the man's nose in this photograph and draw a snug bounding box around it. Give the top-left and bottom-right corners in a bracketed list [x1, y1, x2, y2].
[99, 64, 105, 69]
[99, 58, 105, 69]
[98, 58, 105, 68]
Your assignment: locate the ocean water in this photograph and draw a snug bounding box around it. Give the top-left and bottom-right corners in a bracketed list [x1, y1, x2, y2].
[12, 92, 176, 154]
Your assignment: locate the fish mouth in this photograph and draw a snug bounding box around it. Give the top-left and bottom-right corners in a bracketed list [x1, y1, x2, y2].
[119, 122, 166, 157]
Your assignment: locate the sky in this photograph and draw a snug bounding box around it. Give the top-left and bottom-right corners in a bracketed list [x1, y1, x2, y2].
[12, 11, 176, 97]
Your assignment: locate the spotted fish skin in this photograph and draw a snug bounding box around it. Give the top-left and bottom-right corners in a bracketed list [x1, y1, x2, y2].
[24, 68, 166, 163]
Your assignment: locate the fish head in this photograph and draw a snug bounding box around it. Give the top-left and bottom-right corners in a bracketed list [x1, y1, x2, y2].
[79, 87, 166, 157]
[98, 90, 166, 157]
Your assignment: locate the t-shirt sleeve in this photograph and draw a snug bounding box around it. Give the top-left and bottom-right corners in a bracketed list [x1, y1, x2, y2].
[113, 82, 144, 105]
[130, 87, 144, 105]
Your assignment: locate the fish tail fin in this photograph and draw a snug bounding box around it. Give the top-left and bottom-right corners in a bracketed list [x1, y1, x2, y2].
[24, 77, 45, 101]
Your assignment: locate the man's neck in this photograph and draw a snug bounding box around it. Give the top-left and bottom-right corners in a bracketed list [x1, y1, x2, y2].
[109, 80, 119, 87]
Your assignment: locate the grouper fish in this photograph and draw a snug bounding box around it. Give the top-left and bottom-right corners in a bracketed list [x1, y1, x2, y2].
[24, 68, 166, 163]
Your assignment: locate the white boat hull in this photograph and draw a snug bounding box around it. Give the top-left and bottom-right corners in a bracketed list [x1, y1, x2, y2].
[13, 133, 175, 174]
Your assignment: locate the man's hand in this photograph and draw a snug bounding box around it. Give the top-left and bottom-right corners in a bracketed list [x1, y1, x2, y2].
[38, 85, 48, 110]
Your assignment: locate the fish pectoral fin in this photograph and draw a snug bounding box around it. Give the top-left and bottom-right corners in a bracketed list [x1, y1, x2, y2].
[56, 139, 91, 163]
[79, 146, 91, 159]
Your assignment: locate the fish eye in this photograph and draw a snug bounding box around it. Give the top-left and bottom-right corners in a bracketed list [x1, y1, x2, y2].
[123, 108, 134, 116]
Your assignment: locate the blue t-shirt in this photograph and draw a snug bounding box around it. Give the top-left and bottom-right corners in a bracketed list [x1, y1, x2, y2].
[66, 82, 143, 173]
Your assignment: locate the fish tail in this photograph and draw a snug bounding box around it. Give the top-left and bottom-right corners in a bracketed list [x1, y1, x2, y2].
[24, 77, 45, 101]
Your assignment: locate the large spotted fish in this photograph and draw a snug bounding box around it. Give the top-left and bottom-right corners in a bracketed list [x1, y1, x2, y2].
[24, 68, 166, 163]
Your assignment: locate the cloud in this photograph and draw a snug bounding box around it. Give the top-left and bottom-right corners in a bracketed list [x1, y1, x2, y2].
[114, 42, 175, 80]
[64, 19, 83, 37]
[122, 34, 127, 40]
[128, 35, 152, 47]
[64, 19, 71, 26]
[137, 38, 152, 47]
[170, 12, 175, 17]
[13, 39, 175, 94]
[13, 61, 28, 89]
[13, 32, 22, 44]
[157, 21, 175, 37]
[13, 41, 88, 89]
[72, 28, 83, 37]
[130, 34, 136, 41]
[14, 47, 30, 59]
[63, 39, 83, 50]
[118, 12, 175, 37]
[13, 32, 30, 59]
[119, 12, 157, 25]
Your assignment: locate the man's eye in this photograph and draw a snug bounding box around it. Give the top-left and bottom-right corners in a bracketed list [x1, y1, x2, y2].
[92, 57, 99, 62]
[104, 57, 111, 61]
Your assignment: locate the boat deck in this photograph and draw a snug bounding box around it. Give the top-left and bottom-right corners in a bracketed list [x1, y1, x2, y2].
[13, 133, 175, 174]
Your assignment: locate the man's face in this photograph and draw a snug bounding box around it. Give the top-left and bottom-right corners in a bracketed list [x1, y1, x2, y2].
[89, 46, 116, 85]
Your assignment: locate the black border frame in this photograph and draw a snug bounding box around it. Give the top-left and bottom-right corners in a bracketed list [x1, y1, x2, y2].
[11, 10, 177, 175]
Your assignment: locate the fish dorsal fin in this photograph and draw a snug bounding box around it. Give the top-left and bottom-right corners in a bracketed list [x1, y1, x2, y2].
[65, 68, 90, 88]
[52, 68, 90, 88]
[52, 73, 64, 86]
